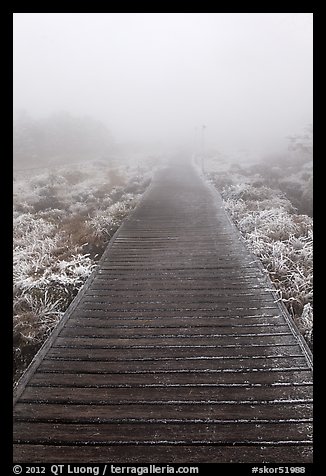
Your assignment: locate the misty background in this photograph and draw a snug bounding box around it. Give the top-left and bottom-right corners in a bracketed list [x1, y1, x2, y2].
[13, 13, 313, 164]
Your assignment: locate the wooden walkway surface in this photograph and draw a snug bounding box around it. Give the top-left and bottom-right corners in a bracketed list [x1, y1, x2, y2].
[13, 158, 313, 463]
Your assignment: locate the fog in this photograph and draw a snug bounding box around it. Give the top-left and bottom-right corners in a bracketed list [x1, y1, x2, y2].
[13, 13, 313, 158]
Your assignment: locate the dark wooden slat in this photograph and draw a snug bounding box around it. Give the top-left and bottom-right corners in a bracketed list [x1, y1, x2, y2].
[59, 325, 291, 338]
[102, 252, 251, 256]
[65, 317, 288, 328]
[83, 290, 274, 300]
[95, 274, 265, 282]
[65, 315, 287, 327]
[74, 308, 281, 318]
[99, 261, 257, 267]
[14, 401, 312, 423]
[97, 267, 261, 273]
[13, 444, 313, 463]
[90, 271, 264, 277]
[28, 369, 313, 387]
[37, 357, 310, 375]
[80, 296, 277, 306]
[91, 276, 264, 284]
[20, 384, 312, 404]
[89, 281, 267, 289]
[95, 271, 265, 279]
[13, 422, 313, 444]
[54, 334, 300, 347]
[47, 343, 304, 360]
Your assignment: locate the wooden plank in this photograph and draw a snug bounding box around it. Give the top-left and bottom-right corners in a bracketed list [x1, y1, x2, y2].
[14, 402, 312, 423]
[67, 315, 288, 332]
[20, 384, 312, 403]
[91, 283, 266, 292]
[54, 334, 300, 347]
[78, 302, 279, 313]
[64, 315, 288, 327]
[13, 422, 313, 444]
[95, 271, 264, 279]
[37, 357, 310, 375]
[73, 308, 281, 318]
[104, 251, 244, 255]
[77, 306, 280, 316]
[95, 271, 265, 279]
[86, 279, 267, 287]
[84, 289, 274, 299]
[28, 369, 313, 387]
[80, 293, 276, 303]
[13, 444, 313, 463]
[47, 343, 304, 360]
[90, 282, 266, 290]
[60, 325, 291, 338]
[101, 260, 256, 264]
[96, 268, 259, 276]
[97, 266, 263, 273]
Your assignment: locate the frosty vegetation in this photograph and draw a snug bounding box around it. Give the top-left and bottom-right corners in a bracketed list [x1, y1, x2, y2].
[13, 160, 152, 383]
[205, 127, 313, 350]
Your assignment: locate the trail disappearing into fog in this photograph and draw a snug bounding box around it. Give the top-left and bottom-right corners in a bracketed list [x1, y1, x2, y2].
[13, 158, 312, 463]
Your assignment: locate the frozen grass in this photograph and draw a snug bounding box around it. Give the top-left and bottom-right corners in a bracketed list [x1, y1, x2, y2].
[13, 160, 153, 383]
[206, 160, 313, 350]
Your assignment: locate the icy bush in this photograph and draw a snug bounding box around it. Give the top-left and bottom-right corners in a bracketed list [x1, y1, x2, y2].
[13, 160, 152, 382]
[299, 303, 313, 343]
[209, 171, 313, 350]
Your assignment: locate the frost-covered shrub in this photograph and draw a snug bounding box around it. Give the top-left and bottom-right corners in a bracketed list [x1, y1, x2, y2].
[13, 160, 153, 382]
[223, 183, 276, 202]
[208, 166, 313, 350]
[88, 194, 139, 238]
[298, 303, 313, 344]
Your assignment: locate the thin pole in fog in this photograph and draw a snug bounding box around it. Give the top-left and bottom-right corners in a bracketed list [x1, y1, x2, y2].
[201, 124, 206, 173]
[194, 126, 200, 167]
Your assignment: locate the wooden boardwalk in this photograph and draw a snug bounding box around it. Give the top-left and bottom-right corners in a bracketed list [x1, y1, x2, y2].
[13, 158, 313, 463]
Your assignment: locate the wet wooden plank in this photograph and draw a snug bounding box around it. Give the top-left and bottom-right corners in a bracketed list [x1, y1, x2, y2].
[13, 421, 313, 444]
[14, 402, 313, 423]
[94, 278, 268, 287]
[64, 315, 288, 328]
[20, 384, 312, 403]
[54, 334, 301, 348]
[47, 343, 304, 360]
[79, 296, 277, 307]
[73, 307, 281, 318]
[37, 357, 310, 375]
[59, 325, 291, 338]
[28, 369, 313, 387]
[13, 444, 313, 463]
[95, 271, 266, 279]
[83, 290, 275, 299]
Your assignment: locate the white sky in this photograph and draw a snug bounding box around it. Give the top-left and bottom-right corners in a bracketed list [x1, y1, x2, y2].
[13, 13, 313, 154]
